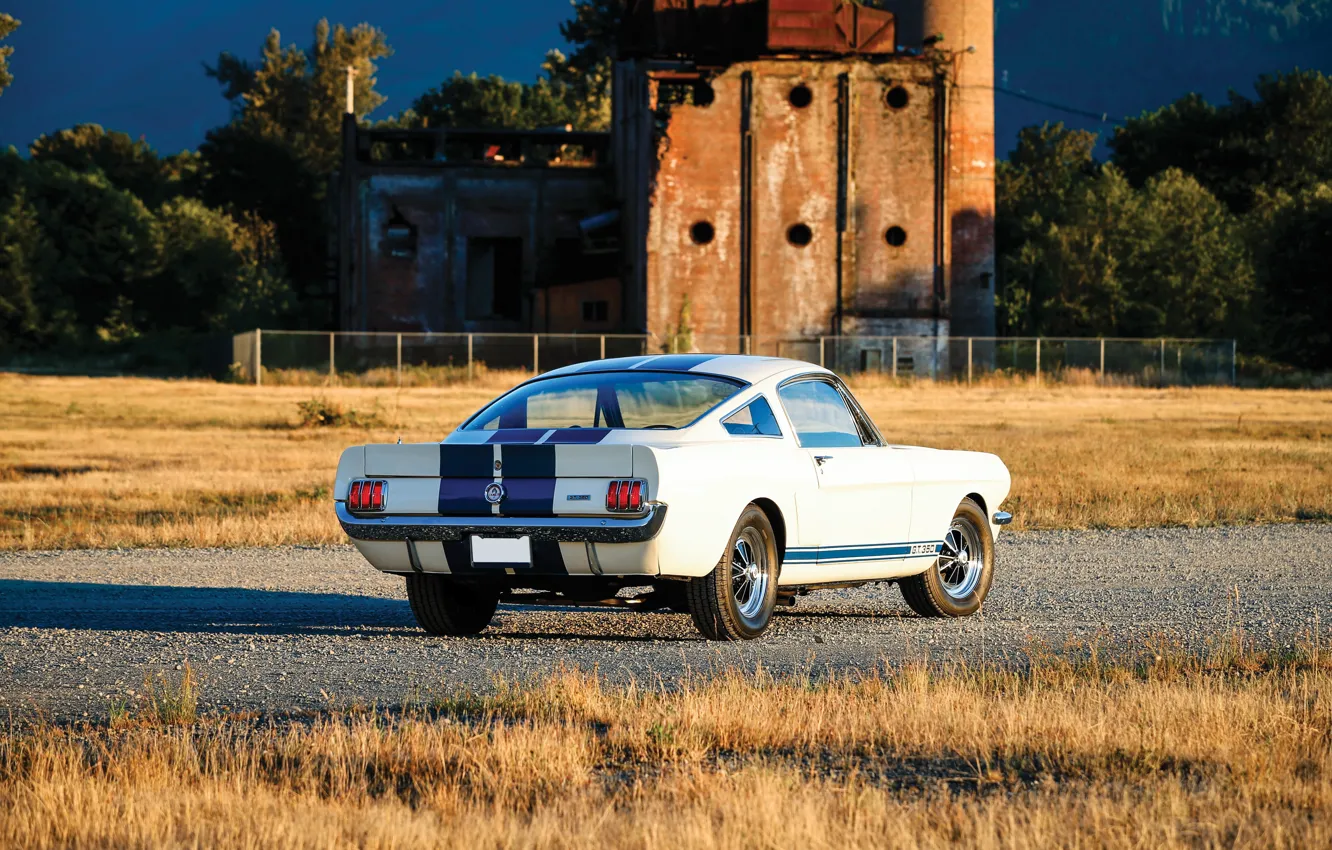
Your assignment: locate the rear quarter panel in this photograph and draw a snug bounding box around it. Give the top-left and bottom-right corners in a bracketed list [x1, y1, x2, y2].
[648, 441, 807, 578]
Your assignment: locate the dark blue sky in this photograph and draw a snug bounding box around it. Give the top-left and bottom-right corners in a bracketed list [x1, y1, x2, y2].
[1, 1, 1329, 158]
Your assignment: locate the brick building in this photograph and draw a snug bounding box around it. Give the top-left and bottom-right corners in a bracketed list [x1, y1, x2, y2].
[334, 0, 995, 356]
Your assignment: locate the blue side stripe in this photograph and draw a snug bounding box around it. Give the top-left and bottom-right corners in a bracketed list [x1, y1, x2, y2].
[784, 541, 942, 565]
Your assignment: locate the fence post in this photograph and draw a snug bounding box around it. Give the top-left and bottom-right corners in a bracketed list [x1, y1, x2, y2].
[1099, 338, 1105, 380]
[396, 333, 403, 386]
[467, 334, 474, 381]
[818, 336, 825, 368]
[1232, 340, 1238, 386]
[1160, 338, 1166, 386]
[967, 337, 973, 386]
[1035, 338, 1041, 385]
[533, 334, 539, 374]
[891, 337, 898, 380]
[599, 335, 606, 360]
[254, 328, 262, 386]
[328, 332, 335, 379]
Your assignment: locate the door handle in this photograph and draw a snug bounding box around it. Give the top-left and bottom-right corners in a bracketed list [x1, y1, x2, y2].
[814, 455, 833, 466]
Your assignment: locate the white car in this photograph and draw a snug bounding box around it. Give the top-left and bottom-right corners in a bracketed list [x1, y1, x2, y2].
[335, 355, 1012, 640]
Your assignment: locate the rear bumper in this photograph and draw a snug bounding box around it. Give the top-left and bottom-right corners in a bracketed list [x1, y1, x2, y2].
[335, 501, 669, 544]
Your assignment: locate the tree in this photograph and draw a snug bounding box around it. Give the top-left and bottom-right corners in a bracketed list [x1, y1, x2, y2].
[0, 13, 17, 97]
[1250, 184, 1332, 369]
[207, 19, 392, 173]
[1110, 70, 1332, 213]
[28, 124, 186, 207]
[409, 72, 588, 130]
[15, 160, 161, 341]
[151, 199, 291, 333]
[0, 188, 49, 346]
[997, 123, 1255, 340]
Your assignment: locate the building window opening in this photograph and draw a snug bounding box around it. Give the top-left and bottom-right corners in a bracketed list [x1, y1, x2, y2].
[788, 84, 813, 108]
[466, 236, 523, 321]
[582, 300, 610, 323]
[690, 221, 715, 245]
[385, 206, 417, 260]
[787, 223, 813, 247]
[885, 85, 910, 110]
[885, 226, 908, 247]
[693, 81, 715, 107]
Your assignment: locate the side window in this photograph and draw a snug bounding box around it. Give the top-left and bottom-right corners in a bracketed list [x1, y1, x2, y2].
[777, 380, 864, 448]
[722, 396, 783, 437]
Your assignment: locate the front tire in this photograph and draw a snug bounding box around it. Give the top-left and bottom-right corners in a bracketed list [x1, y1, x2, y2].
[686, 505, 779, 640]
[405, 574, 500, 635]
[900, 498, 994, 618]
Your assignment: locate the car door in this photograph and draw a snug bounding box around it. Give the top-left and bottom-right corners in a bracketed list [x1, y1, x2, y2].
[775, 377, 916, 581]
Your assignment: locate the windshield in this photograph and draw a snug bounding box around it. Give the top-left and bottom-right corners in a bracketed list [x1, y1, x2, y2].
[463, 370, 745, 431]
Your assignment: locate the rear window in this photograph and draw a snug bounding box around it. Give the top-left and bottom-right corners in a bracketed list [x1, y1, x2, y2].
[463, 371, 744, 431]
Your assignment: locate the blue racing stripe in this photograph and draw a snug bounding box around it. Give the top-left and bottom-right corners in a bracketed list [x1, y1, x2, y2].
[439, 444, 494, 477]
[486, 429, 549, 444]
[543, 428, 612, 444]
[635, 354, 721, 372]
[501, 445, 557, 477]
[437, 478, 494, 516]
[499, 478, 557, 516]
[574, 356, 653, 372]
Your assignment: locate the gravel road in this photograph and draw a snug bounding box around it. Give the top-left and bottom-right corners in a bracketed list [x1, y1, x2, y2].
[3, 525, 1329, 721]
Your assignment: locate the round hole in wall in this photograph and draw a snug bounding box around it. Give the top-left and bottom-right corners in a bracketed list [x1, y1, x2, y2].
[885, 85, 910, 110]
[787, 223, 813, 247]
[788, 84, 813, 108]
[693, 81, 715, 107]
[885, 226, 908, 247]
[690, 221, 716, 245]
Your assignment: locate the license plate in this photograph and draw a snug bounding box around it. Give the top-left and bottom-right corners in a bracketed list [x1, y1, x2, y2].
[469, 535, 532, 568]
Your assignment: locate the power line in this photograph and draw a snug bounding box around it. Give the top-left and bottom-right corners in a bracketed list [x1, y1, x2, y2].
[971, 85, 1127, 124]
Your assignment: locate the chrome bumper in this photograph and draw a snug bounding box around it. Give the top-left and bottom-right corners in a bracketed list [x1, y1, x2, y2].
[335, 501, 669, 544]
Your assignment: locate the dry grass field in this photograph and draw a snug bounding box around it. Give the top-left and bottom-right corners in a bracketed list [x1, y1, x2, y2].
[0, 372, 1329, 549]
[1, 641, 1328, 849]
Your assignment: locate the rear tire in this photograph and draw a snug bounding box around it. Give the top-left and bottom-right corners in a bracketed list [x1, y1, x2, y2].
[405, 574, 500, 635]
[686, 505, 779, 640]
[900, 498, 994, 618]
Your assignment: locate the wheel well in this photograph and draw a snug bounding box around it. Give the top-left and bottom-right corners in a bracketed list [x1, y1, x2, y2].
[965, 492, 987, 516]
[750, 498, 787, 563]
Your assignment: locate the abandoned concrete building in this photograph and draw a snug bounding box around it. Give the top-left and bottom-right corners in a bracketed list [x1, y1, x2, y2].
[333, 0, 995, 361]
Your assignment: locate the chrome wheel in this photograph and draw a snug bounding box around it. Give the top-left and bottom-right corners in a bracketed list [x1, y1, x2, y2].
[937, 518, 983, 600]
[730, 527, 770, 621]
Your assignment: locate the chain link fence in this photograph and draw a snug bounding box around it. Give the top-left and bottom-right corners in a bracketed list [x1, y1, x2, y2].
[232, 331, 1237, 386]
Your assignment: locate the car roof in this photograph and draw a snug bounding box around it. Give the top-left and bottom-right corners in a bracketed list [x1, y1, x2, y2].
[538, 354, 828, 385]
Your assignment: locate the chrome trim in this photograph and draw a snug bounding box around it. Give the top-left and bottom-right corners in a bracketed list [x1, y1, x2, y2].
[336, 501, 668, 544]
[992, 511, 1013, 526]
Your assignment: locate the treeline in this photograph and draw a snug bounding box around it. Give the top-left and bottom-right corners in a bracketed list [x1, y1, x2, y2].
[997, 71, 1332, 370]
[0, 7, 612, 362]
[0, 4, 1329, 372]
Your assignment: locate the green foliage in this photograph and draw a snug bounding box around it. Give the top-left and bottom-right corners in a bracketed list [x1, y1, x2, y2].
[997, 124, 1255, 340]
[151, 199, 292, 333]
[1110, 70, 1332, 213]
[207, 19, 392, 173]
[400, 0, 617, 132]
[29, 124, 193, 207]
[0, 13, 17, 97]
[1248, 184, 1332, 369]
[408, 72, 592, 130]
[0, 148, 292, 348]
[200, 20, 392, 310]
[0, 188, 49, 347]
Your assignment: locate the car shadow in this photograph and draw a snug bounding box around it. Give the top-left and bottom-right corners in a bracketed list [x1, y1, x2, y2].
[0, 579, 414, 636]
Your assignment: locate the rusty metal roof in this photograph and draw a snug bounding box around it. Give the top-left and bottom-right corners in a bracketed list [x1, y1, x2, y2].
[621, 0, 896, 60]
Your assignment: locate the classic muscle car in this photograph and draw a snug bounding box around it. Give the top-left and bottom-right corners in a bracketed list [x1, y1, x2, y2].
[335, 355, 1012, 640]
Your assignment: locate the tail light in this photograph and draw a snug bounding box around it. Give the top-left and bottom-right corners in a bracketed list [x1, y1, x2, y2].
[605, 479, 646, 513]
[348, 479, 388, 512]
